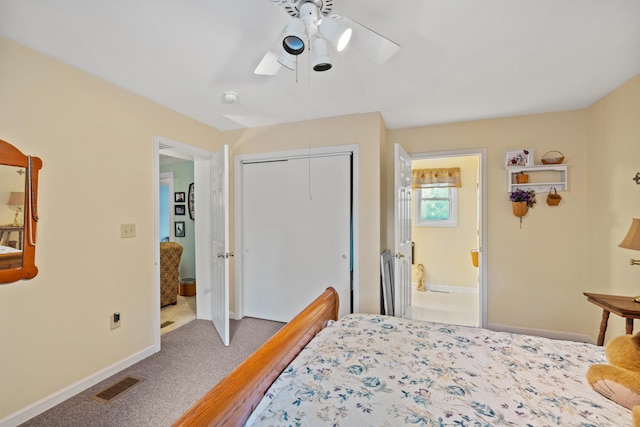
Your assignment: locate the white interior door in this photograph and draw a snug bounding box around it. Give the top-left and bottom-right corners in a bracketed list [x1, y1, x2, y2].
[394, 143, 412, 319]
[211, 145, 229, 345]
[242, 155, 351, 322]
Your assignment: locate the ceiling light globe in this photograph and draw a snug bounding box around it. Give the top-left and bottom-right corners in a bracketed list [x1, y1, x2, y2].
[313, 62, 331, 72]
[283, 36, 304, 55]
[319, 15, 352, 52]
[312, 37, 331, 72]
[283, 17, 306, 55]
[336, 27, 352, 52]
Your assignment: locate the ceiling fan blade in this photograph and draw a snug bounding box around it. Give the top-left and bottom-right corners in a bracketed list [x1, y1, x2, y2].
[254, 50, 282, 75]
[338, 15, 400, 65]
[255, 26, 290, 75]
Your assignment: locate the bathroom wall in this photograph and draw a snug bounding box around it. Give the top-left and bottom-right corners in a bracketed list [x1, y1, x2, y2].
[411, 156, 479, 290]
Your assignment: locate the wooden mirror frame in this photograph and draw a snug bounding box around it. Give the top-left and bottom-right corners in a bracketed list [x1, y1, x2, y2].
[0, 139, 42, 283]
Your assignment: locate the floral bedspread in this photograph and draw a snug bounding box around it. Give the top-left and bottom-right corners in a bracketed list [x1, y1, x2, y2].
[247, 314, 629, 426]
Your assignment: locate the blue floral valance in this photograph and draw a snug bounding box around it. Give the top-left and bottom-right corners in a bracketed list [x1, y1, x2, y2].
[412, 167, 461, 188]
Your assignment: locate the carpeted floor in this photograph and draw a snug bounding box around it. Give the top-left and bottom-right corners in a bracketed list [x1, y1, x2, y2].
[20, 317, 284, 427]
[160, 295, 197, 335]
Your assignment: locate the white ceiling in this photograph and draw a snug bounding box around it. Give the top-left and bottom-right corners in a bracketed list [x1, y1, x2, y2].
[1, 0, 639, 132]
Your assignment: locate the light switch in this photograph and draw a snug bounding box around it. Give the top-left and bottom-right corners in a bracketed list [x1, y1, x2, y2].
[120, 224, 136, 238]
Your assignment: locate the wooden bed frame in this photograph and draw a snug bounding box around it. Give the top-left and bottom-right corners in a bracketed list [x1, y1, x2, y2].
[172, 287, 339, 427]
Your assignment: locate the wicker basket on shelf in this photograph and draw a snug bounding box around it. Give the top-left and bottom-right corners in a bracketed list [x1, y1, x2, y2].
[541, 151, 565, 164]
[547, 187, 561, 206]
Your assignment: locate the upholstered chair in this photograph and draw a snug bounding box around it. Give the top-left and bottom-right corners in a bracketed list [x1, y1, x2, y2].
[160, 242, 183, 307]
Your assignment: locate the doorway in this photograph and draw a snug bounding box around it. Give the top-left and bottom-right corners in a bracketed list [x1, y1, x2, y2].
[153, 136, 217, 351]
[158, 169, 197, 334]
[409, 149, 487, 328]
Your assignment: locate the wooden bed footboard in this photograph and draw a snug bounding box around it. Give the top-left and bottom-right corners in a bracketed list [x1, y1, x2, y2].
[172, 287, 339, 427]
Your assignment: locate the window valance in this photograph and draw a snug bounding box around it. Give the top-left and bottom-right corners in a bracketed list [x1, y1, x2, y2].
[412, 167, 461, 188]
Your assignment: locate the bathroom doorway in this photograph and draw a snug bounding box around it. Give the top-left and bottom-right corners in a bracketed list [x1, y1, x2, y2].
[410, 150, 486, 327]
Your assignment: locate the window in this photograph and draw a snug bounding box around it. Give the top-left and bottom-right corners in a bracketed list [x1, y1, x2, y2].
[415, 187, 457, 227]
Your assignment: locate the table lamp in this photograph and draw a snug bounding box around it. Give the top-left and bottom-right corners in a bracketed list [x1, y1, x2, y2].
[620, 218, 640, 263]
[7, 192, 25, 227]
[619, 218, 640, 302]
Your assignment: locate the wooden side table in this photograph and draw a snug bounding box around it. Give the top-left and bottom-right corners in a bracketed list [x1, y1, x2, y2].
[584, 292, 640, 345]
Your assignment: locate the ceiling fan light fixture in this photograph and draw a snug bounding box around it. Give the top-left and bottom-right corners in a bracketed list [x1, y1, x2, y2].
[283, 17, 306, 55]
[311, 37, 331, 72]
[298, 2, 319, 28]
[319, 15, 352, 52]
[278, 50, 297, 70]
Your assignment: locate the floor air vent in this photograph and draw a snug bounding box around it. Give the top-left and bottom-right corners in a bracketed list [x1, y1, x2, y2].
[92, 376, 143, 403]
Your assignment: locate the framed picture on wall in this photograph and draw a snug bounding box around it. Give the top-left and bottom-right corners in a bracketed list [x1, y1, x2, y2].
[505, 149, 534, 168]
[175, 205, 185, 215]
[175, 221, 185, 237]
[174, 192, 185, 203]
[188, 183, 195, 220]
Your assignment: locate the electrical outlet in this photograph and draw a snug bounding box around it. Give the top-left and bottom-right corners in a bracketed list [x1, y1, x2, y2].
[120, 224, 136, 238]
[110, 312, 121, 330]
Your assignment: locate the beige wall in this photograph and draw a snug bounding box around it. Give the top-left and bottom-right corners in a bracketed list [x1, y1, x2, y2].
[380, 118, 390, 252]
[389, 75, 640, 339]
[0, 38, 221, 420]
[222, 112, 384, 315]
[412, 156, 479, 288]
[586, 74, 640, 336]
[389, 110, 591, 335]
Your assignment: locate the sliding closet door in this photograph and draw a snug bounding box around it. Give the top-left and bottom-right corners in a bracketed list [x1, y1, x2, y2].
[243, 155, 351, 322]
[286, 156, 351, 319]
[242, 161, 289, 321]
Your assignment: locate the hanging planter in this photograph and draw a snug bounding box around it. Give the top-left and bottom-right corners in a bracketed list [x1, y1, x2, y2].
[512, 201, 528, 217]
[509, 189, 536, 227]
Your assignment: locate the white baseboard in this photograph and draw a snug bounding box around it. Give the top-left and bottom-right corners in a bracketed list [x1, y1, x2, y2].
[413, 283, 479, 294]
[487, 323, 595, 344]
[0, 345, 157, 427]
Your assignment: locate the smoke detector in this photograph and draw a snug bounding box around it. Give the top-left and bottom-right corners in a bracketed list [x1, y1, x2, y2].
[221, 91, 239, 104]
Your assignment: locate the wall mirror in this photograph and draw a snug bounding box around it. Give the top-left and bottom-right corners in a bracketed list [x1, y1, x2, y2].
[0, 139, 42, 283]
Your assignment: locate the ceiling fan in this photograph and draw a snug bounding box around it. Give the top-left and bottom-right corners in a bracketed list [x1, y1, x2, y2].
[255, 0, 400, 75]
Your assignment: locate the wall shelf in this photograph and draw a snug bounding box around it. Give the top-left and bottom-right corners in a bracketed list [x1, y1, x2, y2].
[507, 165, 568, 193]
